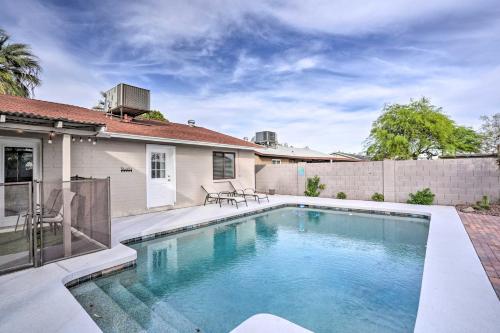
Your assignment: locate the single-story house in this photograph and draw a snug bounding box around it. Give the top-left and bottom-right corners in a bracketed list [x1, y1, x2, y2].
[255, 145, 361, 164]
[0, 94, 258, 218]
[330, 152, 367, 161]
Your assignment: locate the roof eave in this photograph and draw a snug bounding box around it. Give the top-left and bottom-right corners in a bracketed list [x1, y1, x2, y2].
[0, 110, 106, 127]
[255, 152, 337, 159]
[102, 131, 257, 150]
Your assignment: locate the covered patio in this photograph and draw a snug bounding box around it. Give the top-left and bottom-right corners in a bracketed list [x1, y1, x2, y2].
[0, 109, 110, 273]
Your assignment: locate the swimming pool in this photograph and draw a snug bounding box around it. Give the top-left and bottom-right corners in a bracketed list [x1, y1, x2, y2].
[70, 207, 429, 333]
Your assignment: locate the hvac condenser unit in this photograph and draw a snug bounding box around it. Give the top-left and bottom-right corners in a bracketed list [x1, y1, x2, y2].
[104, 83, 150, 117]
[255, 131, 277, 146]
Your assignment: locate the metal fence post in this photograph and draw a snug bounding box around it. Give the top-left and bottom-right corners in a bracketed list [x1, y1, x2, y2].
[28, 181, 33, 266]
[33, 181, 40, 267]
[90, 179, 94, 240]
[38, 181, 44, 265]
[107, 177, 112, 247]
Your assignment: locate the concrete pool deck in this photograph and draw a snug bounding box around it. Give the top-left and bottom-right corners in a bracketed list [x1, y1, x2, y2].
[0, 195, 499, 332]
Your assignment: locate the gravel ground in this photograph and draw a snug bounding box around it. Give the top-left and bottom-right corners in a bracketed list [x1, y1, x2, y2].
[456, 203, 500, 217]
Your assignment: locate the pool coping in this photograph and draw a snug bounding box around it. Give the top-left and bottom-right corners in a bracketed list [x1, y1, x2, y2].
[1, 195, 499, 333]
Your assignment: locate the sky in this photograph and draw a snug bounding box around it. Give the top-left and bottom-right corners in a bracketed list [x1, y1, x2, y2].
[1, 0, 499, 153]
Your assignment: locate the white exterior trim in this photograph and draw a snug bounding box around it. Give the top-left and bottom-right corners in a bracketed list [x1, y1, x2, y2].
[102, 131, 256, 151]
[0, 122, 98, 136]
[0, 136, 42, 226]
[0, 136, 42, 182]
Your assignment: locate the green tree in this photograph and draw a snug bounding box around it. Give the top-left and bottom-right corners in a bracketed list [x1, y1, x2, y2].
[304, 176, 325, 197]
[479, 113, 499, 153]
[92, 91, 106, 111]
[0, 29, 41, 97]
[364, 98, 481, 160]
[447, 125, 484, 155]
[136, 110, 167, 121]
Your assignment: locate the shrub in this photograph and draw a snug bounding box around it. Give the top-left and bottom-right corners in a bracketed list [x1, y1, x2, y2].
[336, 192, 347, 199]
[304, 176, 326, 197]
[372, 192, 384, 202]
[474, 195, 490, 210]
[407, 188, 435, 205]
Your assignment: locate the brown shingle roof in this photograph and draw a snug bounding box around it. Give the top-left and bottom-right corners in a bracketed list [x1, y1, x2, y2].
[0, 94, 258, 148]
[255, 145, 360, 161]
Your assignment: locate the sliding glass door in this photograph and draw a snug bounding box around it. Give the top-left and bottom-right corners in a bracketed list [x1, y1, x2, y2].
[0, 137, 40, 272]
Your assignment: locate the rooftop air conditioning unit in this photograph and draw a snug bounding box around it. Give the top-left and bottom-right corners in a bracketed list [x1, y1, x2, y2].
[255, 131, 277, 147]
[104, 83, 150, 117]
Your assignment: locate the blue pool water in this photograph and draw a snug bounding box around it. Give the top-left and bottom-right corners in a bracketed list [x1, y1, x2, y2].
[70, 207, 429, 333]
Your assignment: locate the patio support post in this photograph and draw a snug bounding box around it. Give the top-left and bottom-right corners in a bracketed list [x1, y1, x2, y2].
[62, 134, 72, 257]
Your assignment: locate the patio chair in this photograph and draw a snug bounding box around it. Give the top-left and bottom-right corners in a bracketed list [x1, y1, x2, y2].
[230, 180, 269, 203]
[15, 188, 62, 234]
[39, 191, 76, 235]
[201, 184, 247, 209]
[14, 210, 29, 233]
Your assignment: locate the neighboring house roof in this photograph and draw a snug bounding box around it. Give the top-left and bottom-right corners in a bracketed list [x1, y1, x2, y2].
[255, 145, 352, 161]
[0, 94, 258, 149]
[330, 152, 368, 161]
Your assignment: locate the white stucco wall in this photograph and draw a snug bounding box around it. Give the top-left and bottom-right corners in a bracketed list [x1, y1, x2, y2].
[42, 135, 63, 182]
[70, 138, 255, 217]
[71, 138, 147, 217]
[0, 130, 255, 217]
[175, 146, 255, 208]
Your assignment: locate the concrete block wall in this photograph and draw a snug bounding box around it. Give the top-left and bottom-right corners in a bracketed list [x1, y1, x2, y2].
[393, 158, 499, 205]
[306, 162, 383, 200]
[255, 158, 500, 205]
[255, 164, 300, 195]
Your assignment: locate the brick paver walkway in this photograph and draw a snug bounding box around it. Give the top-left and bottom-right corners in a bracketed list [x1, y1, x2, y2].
[459, 212, 500, 298]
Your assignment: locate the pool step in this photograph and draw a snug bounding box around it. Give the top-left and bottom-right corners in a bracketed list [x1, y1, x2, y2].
[123, 281, 201, 333]
[71, 282, 145, 333]
[97, 281, 180, 333]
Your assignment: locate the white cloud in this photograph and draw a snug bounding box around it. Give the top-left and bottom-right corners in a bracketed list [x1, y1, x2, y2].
[1, 0, 498, 153]
[262, 0, 482, 35]
[110, 0, 495, 46]
[149, 56, 500, 153]
[274, 56, 320, 73]
[113, 0, 256, 48]
[0, 0, 111, 106]
[231, 52, 262, 82]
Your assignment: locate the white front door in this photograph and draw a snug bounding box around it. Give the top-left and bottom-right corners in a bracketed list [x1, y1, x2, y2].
[146, 145, 176, 208]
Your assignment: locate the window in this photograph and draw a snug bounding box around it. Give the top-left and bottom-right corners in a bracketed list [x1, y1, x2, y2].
[271, 159, 281, 165]
[151, 152, 166, 179]
[213, 152, 235, 179]
[4, 147, 33, 182]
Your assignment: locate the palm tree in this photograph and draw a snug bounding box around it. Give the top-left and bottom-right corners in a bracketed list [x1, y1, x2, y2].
[0, 29, 41, 97]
